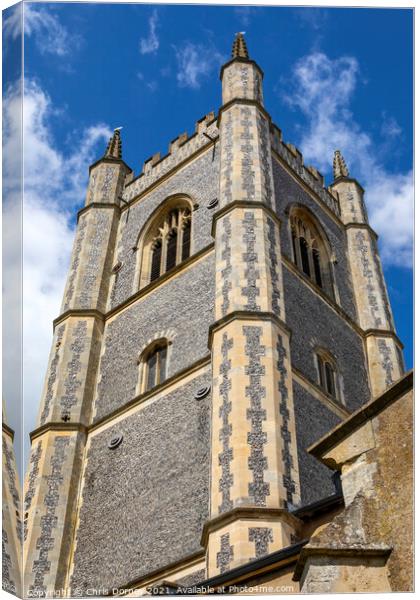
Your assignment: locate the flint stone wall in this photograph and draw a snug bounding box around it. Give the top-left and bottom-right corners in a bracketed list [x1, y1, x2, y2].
[283, 267, 370, 413]
[70, 370, 211, 594]
[293, 381, 341, 506]
[94, 253, 214, 422]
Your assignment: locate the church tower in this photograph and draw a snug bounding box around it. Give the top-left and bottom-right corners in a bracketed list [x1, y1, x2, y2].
[22, 34, 404, 596]
[206, 33, 300, 575]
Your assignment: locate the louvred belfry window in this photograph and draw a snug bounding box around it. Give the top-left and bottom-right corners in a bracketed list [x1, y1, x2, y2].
[148, 207, 192, 283]
[150, 240, 162, 282]
[290, 209, 335, 299]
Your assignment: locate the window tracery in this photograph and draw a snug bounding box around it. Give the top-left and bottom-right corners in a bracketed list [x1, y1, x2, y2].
[137, 198, 193, 289]
[290, 208, 335, 298]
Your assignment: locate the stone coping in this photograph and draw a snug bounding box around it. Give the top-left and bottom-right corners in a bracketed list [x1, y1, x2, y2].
[77, 202, 121, 223]
[345, 221, 378, 240]
[2, 422, 14, 440]
[219, 56, 264, 80]
[89, 155, 133, 175]
[195, 539, 307, 592]
[293, 545, 392, 581]
[210, 199, 282, 238]
[308, 370, 413, 459]
[208, 311, 291, 349]
[102, 550, 205, 596]
[330, 175, 365, 194]
[30, 422, 88, 442]
[200, 507, 302, 548]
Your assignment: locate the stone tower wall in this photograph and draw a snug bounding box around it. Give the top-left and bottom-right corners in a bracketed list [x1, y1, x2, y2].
[23, 35, 404, 597]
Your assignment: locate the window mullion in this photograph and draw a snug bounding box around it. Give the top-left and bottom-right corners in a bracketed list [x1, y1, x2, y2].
[176, 212, 182, 265]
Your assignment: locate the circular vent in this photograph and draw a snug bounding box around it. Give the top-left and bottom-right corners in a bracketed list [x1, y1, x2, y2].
[207, 198, 218, 209]
[194, 385, 211, 400]
[108, 434, 123, 449]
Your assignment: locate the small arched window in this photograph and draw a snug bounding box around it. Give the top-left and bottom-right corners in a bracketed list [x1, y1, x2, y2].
[315, 351, 340, 402]
[139, 202, 193, 288]
[290, 208, 335, 298]
[143, 342, 168, 392]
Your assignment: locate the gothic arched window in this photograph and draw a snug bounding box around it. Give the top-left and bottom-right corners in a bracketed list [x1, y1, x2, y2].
[315, 350, 342, 402]
[290, 208, 335, 298]
[138, 200, 193, 288]
[143, 342, 168, 392]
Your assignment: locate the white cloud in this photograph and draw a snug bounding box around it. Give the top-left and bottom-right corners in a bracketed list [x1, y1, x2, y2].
[139, 10, 159, 55]
[283, 51, 413, 268]
[2, 2, 22, 40]
[294, 7, 328, 30]
[3, 80, 112, 467]
[3, 3, 80, 57]
[25, 4, 81, 57]
[234, 7, 257, 26]
[175, 41, 224, 89]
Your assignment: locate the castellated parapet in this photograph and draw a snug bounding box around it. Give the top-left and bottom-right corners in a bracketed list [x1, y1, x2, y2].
[21, 32, 407, 597]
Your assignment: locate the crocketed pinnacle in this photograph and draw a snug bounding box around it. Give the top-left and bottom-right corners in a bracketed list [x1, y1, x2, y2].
[232, 32, 249, 59]
[333, 149, 349, 180]
[104, 128, 122, 159]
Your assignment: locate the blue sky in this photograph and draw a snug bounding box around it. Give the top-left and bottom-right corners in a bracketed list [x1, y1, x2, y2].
[2, 1, 413, 470]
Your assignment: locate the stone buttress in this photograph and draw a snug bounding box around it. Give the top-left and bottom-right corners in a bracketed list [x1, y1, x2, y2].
[330, 151, 404, 397]
[23, 131, 132, 596]
[205, 34, 301, 577]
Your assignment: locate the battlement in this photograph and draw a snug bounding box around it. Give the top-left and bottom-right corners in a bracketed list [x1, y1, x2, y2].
[123, 112, 218, 202]
[270, 125, 341, 217]
[122, 110, 340, 219]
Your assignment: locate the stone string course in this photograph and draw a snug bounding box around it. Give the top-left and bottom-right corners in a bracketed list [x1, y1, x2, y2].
[176, 569, 206, 588]
[244, 326, 270, 507]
